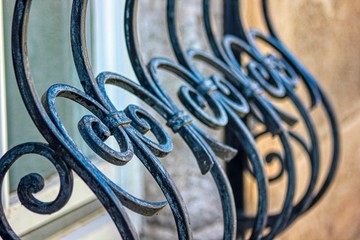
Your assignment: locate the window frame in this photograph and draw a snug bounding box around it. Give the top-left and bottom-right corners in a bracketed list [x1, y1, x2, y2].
[0, 0, 9, 212]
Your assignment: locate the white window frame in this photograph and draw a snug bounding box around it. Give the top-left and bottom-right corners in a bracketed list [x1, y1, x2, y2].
[0, 0, 9, 212]
[1, 1, 143, 238]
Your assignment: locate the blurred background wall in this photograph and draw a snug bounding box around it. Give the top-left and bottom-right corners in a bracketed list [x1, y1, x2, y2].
[138, 0, 360, 239]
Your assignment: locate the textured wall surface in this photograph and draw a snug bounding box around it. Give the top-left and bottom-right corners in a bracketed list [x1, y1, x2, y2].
[136, 0, 360, 239]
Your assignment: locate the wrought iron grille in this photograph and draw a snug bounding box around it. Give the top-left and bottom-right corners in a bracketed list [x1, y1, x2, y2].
[0, 0, 340, 239]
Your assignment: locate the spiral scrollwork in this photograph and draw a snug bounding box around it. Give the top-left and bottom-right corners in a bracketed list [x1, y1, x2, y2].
[0, 145, 70, 239]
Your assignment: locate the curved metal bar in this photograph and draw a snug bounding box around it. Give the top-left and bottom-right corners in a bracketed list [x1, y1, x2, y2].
[203, 0, 245, 61]
[1, 0, 201, 239]
[166, 3, 301, 238]
[9, 1, 143, 238]
[42, 83, 177, 216]
[239, 0, 339, 230]
[185, 50, 298, 239]
[239, 0, 321, 107]
[261, 0, 278, 40]
[204, 0, 330, 231]
[246, 32, 340, 212]
[148, 58, 267, 238]
[168, 1, 322, 237]
[0, 143, 73, 239]
[149, 53, 270, 240]
[71, 1, 215, 238]
[148, 58, 229, 129]
[166, 0, 194, 71]
[222, 36, 321, 223]
[249, 29, 321, 108]
[201, 0, 339, 236]
[201, 1, 323, 236]
[124, 1, 248, 238]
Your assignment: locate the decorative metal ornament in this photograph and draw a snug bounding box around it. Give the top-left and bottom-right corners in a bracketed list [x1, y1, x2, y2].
[0, 0, 339, 239]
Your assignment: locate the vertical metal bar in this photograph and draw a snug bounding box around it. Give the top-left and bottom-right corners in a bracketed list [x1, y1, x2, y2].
[223, 0, 247, 41]
[225, 127, 247, 231]
[0, 0, 9, 211]
[224, 0, 247, 236]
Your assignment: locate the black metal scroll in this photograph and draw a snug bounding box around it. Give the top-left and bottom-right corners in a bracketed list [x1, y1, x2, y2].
[0, 0, 339, 239]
